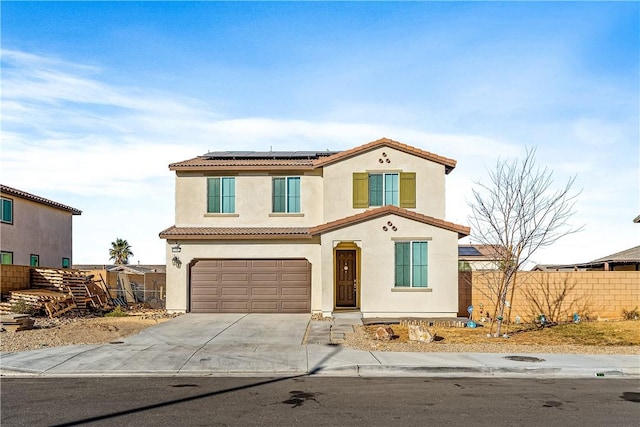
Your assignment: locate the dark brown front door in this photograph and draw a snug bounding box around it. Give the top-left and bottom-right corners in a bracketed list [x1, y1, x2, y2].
[336, 250, 356, 307]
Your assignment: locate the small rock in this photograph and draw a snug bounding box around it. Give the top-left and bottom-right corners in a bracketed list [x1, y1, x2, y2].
[408, 324, 435, 343]
[374, 326, 394, 340]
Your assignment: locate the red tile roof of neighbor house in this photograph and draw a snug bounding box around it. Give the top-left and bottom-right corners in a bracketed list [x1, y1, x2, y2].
[309, 205, 470, 238]
[0, 184, 82, 215]
[168, 138, 457, 173]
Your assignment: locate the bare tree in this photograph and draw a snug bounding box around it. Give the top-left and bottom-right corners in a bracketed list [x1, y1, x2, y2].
[468, 147, 583, 336]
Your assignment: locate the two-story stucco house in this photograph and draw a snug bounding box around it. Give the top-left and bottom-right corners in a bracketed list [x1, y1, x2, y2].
[1, 184, 82, 268]
[160, 138, 470, 317]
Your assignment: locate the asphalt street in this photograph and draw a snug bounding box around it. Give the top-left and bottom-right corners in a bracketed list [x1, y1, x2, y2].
[2, 377, 639, 426]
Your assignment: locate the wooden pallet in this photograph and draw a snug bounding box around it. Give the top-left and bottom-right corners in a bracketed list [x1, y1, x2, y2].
[0, 314, 35, 332]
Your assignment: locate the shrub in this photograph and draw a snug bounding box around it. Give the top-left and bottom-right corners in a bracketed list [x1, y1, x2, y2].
[622, 307, 639, 321]
[10, 300, 36, 315]
[104, 306, 128, 317]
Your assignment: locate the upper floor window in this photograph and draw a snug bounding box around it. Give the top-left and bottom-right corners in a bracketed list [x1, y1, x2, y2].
[353, 172, 416, 209]
[395, 241, 428, 288]
[1, 251, 13, 265]
[369, 173, 398, 206]
[207, 177, 235, 213]
[1, 197, 13, 224]
[272, 177, 300, 213]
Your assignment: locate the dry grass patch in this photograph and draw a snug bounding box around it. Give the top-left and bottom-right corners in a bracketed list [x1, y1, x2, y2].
[344, 320, 640, 354]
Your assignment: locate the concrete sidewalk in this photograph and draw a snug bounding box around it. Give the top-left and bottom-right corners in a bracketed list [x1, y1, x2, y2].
[1, 314, 638, 378]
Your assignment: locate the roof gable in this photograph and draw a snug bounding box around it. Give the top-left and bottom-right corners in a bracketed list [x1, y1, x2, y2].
[312, 138, 457, 174]
[309, 205, 470, 238]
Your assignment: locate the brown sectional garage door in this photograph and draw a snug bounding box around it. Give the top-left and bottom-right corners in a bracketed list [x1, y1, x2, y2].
[190, 259, 311, 313]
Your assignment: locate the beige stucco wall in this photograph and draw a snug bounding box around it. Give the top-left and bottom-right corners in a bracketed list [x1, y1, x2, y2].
[165, 239, 322, 313]
[175, 170, 324, 227]
[320, 214, 460, 317]
[0, 196, 74, 268]
[322, 147, 447, 222]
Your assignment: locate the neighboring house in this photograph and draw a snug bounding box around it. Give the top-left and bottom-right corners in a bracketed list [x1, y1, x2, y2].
[1, 185, 82, 268]
[458, 244, 505, 271]
[533, 246, 640, 272]
[160, 138, 470, 317]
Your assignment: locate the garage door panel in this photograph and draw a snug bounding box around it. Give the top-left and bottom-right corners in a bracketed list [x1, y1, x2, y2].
[190, 258, 310, 313]
[281, 287, 309, 297]
[281, 301, 309, 311]
[220, 287, 249, 296]
[251, 287, 279, 297]
[251, 273, 279, 283]
[250, 301, 279, 311]
[220, 301, 250, 311]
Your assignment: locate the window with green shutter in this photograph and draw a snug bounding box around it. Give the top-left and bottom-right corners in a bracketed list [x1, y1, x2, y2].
[395, 241, 428, 287]
[1, 197, 13, 224]
[30, 254, 39, 267]
[62, 257, 70, 268]
[353, 172, 415, 208]
[273, 177, 300, 213]
[207, 177, 235, 213]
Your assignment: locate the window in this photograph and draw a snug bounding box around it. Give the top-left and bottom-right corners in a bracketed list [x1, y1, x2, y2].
[353, 172, 415, 208]
[1, 197, 13, 224]
[1, 251, 13, 265]
[207, 177, 235, 213]
[369, 173, 399, 206]
[272, 177, 300, 213]
[62, 257, 70, 268]
[30, 254, 39, 267]
[395, 241, 428, 287]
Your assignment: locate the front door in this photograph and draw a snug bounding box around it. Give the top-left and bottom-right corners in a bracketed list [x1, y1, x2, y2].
[336, 250, 356, 307]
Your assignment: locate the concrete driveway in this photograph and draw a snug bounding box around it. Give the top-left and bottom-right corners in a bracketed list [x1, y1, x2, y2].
[125, 313, 311, 347]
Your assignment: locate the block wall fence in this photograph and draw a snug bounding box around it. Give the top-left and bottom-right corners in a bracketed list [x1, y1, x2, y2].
[459, 270, 640, 321]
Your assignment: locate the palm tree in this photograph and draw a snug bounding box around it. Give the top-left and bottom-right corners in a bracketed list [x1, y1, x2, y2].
[109, 238, 134, 265]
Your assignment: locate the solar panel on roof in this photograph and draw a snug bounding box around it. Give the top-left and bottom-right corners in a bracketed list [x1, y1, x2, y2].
[203, 150, 340, 160]
[459, 247, 482, 256]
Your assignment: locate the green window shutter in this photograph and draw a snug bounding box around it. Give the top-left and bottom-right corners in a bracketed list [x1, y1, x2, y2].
[272, 178, 286, 212]
[207, 178, 221, 213]
[221, 177, 235, 213]
[385, 173, 399, 206]
[368, 174, 383, 206]
[412, 242, 428, 287]
[395, 242, 410, 287]
[1, 198, 12, 223]
[352, 173, 369, 208]
[287, 177, 300, 213]
[399, 172, 416, 208]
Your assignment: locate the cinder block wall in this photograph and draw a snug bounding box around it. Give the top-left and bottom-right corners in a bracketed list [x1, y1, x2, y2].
[0, 264, 32, 294]
[460, 271, 640, 321]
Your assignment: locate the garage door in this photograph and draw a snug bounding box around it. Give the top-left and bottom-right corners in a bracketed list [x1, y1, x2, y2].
[189, 259, 311, 313]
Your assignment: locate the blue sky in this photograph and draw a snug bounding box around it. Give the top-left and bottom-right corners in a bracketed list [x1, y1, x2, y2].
[1, 1, 638, 266]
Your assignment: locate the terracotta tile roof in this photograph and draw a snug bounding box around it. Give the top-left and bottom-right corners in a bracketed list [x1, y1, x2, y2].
[159, 226, 313, 240]
[312, 137, 457, 174]
[169, 158, 318, 171]
[168, 138, 457, 173]
[0, 184, 82, 215]
[309, 205, 470, 238]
